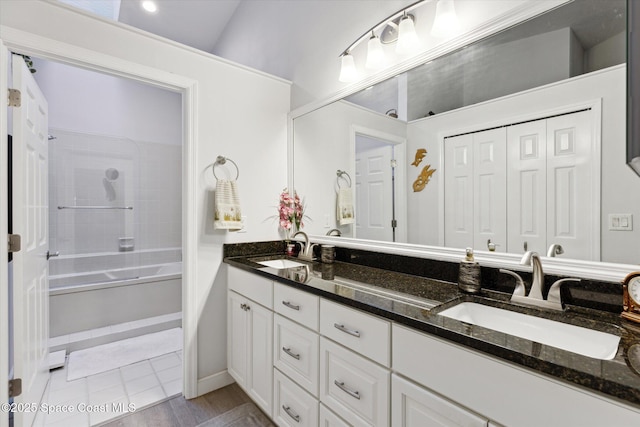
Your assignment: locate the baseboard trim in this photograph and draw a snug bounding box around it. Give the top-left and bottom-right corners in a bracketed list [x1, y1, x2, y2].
[197, 370, 234, 396]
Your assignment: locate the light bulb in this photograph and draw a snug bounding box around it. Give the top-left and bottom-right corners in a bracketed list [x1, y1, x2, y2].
[141, 1, 158, 13]
[431, 0, 460, 38]
[339, 53, 358, 82]
[396, 14, 420, 55]
[365, 34, 385, 70]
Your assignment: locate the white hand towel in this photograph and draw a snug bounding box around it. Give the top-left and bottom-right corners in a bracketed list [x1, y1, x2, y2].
[337, 187, 355, 225]
[214, 179, 242, 230]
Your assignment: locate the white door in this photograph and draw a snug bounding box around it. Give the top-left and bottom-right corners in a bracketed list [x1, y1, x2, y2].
[11, 54, 50, 427]
[444, 133, 474, 250]
[0, 44, 9, 427]
[473, 128, 507, 252]
[545, 110, 595, 260]
[355, 136, 395, 241]
[247, 301, 273, 417]
[227, 291, 248, 388]
[507, 120, 547, 255]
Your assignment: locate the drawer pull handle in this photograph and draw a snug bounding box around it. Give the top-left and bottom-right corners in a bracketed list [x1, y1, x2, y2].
[239, 303, 251, 311]
[282, 300, 300, 311]
[282, 405, 301, 422]
[282, 347, 301, 360]
[334, 323, 360, 337]
[334, 380, 361, 400]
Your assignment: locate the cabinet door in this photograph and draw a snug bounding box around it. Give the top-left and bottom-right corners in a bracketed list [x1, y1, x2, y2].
[392, 374, 487, 427]
[227, 290, 248, 388]
[247, 300, 273, 417]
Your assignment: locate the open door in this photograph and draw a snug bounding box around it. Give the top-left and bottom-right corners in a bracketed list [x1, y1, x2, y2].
[11, 54, 50, 427]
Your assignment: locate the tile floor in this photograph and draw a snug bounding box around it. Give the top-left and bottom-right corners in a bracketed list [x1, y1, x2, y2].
[36, 350, 183, 426]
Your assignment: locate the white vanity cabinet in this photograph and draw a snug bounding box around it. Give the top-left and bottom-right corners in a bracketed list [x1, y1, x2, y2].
[392, 324, 640, 427]
[227, 268, 274, 417]
[391, 374, 487, 427]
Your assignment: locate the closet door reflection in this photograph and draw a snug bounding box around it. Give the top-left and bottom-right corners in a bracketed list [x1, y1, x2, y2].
[444, 128, 507, 252]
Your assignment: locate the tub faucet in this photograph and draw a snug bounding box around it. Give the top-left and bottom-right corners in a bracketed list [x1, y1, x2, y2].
[293, 231, 317, 261]
[499, 251, 580, 311]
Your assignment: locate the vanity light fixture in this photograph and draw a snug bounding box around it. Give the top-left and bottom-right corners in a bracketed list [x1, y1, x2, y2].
[141, 0, 158, 13]
[339, 52, 358, 82]
[431, 0, 460, 38]
[365, 32, 385, 70]
[396, 11, 420, 55]
[338, 0, 460, 82]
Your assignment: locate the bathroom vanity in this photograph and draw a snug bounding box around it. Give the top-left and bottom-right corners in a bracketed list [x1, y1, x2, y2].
[224, 241, 640, 427]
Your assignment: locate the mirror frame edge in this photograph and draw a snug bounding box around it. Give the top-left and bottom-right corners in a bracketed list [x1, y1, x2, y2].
[289, 0, 638, 283]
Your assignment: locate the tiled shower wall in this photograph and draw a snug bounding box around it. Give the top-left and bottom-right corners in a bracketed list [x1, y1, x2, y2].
[49, 128, 182, 259]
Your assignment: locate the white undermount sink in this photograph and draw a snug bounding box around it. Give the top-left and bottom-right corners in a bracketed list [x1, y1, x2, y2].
[256, 259, 306, 269]
[438, 302, 620, 360]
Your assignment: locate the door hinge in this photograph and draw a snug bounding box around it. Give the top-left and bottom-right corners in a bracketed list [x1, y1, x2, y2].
[391, 219, 398, 228]
[8, 234, 21, 253]
[7, 89, 21, 107]
[8, 378, 22, 398]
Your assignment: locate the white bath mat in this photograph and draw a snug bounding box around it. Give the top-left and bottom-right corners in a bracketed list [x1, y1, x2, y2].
[67, 328, 182, 381]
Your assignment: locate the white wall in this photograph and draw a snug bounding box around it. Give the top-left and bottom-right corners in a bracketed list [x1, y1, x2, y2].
[407, 65, 638, 264]
[32, 59, 182, 145]
[294, 101, 407, 236]
[1, 0, 291, 395]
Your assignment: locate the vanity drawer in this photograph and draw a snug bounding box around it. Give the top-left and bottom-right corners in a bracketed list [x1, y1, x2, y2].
[319, 404, 351, 427]
[274, 368, 319, 427]
[320, 299, 390, 366]
[274, 282, 319, 330]
[274, 314, 320, 397]
[319, 337, 389, 427]
[228, 267, 273, 309]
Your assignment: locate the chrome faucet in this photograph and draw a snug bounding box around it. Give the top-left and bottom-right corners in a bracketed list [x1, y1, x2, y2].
[521, 251, 544, 300]
[499, 251, 580, 311]
[326, 228, 342, 236]
[293, 231, 317, 261]
[547, 244, 564, 257]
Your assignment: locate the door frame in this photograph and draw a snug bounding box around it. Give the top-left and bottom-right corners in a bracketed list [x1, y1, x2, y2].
[0, 26, 200, 412]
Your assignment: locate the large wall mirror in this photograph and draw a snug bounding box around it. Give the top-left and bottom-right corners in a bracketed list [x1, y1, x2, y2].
[292, 0, 640, 280]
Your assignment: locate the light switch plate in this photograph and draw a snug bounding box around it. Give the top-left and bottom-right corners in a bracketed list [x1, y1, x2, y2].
[608, 214, 633, 231]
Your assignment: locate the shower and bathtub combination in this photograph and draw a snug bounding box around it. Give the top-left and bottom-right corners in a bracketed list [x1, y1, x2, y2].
[48, 129, 183, 353]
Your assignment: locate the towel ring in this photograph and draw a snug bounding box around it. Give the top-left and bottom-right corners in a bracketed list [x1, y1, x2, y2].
[336, 170, 352, 188]
[213, 155, 239, 180]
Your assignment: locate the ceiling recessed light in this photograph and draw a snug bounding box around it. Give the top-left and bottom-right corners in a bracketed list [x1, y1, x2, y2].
[141, 0, 158, 13]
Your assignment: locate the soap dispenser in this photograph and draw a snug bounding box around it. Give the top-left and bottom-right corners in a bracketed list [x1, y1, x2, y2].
[458, 247, 481, 293]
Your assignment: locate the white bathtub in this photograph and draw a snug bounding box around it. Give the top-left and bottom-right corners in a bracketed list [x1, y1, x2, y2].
[49, 256, 182, 338]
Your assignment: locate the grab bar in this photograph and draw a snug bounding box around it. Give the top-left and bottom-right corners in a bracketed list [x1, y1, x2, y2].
[58, 206, 133, 210]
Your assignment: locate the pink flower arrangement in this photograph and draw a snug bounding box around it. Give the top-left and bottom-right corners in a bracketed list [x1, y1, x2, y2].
[279, 188, 304, 233]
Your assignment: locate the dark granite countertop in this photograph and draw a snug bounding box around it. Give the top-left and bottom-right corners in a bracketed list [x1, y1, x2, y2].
[223, 241, 640, 409]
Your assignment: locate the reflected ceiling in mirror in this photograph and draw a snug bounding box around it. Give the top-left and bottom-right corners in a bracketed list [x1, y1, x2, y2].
[345, 0, 625, 121]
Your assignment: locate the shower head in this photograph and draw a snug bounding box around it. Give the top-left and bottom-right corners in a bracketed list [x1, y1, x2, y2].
[105, 168, 119, 180]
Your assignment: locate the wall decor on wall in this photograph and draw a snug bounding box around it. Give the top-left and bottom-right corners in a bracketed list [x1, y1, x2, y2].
[411, 148, 427, 166]
[412, 164, 436, 192]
